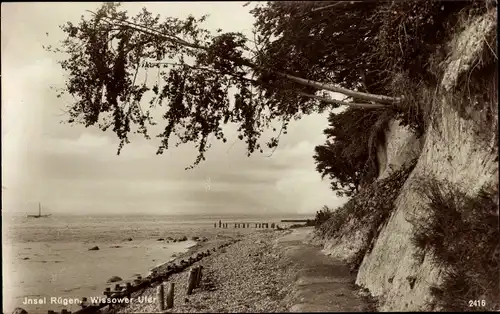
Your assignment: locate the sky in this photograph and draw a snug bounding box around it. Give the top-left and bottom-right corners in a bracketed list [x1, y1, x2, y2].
[1, 2, 348, 216]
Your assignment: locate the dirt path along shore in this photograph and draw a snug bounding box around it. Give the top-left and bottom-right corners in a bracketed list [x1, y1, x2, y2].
[277, 227, 376, 312]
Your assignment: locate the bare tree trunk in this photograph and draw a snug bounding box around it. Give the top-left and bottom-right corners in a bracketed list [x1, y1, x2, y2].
[295, 91, 387, 109]
[289, 76, 397, 105]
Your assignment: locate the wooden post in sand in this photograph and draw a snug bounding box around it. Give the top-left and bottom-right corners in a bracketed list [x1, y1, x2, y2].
[187, 267, 198, 295]
[157, 283, 165, 311]
[219, 220, 222, 228]
[166, 282, 175, 309]
[214, 223, 216, 228]
[234, 223, 237, 228]
[126, 282, 132, 298]
[196, 266, 203, 288]
[80, 297, 88, 308]
[242, 223, 245, 228]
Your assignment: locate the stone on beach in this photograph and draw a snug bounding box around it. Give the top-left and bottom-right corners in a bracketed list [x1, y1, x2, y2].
[88, 246, 100, 251]
[107, 275, 123, 283]
[12, 308, 28, 314]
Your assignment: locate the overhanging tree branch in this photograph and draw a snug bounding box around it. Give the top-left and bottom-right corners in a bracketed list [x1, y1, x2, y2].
[295, 91, 387, 109]
[146, 61, 387, 109]
[88, 10, 401, 106]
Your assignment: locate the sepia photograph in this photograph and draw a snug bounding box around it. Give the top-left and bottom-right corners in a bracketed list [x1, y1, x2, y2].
[2, 1, 498, 313]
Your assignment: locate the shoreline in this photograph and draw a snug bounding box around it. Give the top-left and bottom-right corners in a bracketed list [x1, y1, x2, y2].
[10, 225, 376, 314]
[8, 225, 296, 314]
[101, 229, 296, 313]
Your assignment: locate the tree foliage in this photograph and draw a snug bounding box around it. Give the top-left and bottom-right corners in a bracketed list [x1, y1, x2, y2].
[313, 108, 393, 197]
[251, 1, 390, 95]
[46, 0, 484, 173]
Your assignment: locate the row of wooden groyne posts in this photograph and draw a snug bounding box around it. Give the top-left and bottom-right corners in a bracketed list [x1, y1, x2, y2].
[43, 239, 241, 314]
[214, 220, 276, 229]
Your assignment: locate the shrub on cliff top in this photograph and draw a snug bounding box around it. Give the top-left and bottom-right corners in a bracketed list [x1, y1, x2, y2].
[411, 178, 499, 311]
[314, 205, 334, 227]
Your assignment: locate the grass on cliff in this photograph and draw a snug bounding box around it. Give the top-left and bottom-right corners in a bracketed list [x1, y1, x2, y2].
[316, 159, 417, 271]
[411, 177, 499, 312]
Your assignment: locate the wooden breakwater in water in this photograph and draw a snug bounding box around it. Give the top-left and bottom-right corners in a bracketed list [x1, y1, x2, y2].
[41, 239, 240, 314]
[213, 220, 276, 229]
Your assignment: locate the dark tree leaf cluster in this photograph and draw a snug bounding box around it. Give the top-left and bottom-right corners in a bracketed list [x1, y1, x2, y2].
[251, 1, 390, 95]
[313, 108, 391, 197]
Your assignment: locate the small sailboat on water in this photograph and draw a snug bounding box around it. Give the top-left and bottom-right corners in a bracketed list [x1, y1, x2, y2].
[27, 202, 51, 218]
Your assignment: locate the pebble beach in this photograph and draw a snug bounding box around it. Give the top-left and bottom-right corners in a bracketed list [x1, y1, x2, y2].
[107, 229, 300, 313]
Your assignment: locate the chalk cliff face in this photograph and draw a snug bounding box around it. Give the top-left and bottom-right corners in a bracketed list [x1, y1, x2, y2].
[319, 121, 421, 265]
[319, 9, 497, 311]
[356, 10, 497, 311]
[375, 120, 423, 180]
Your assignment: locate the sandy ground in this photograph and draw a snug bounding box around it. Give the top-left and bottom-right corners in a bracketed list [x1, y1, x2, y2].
[98, 227, 375, 313]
